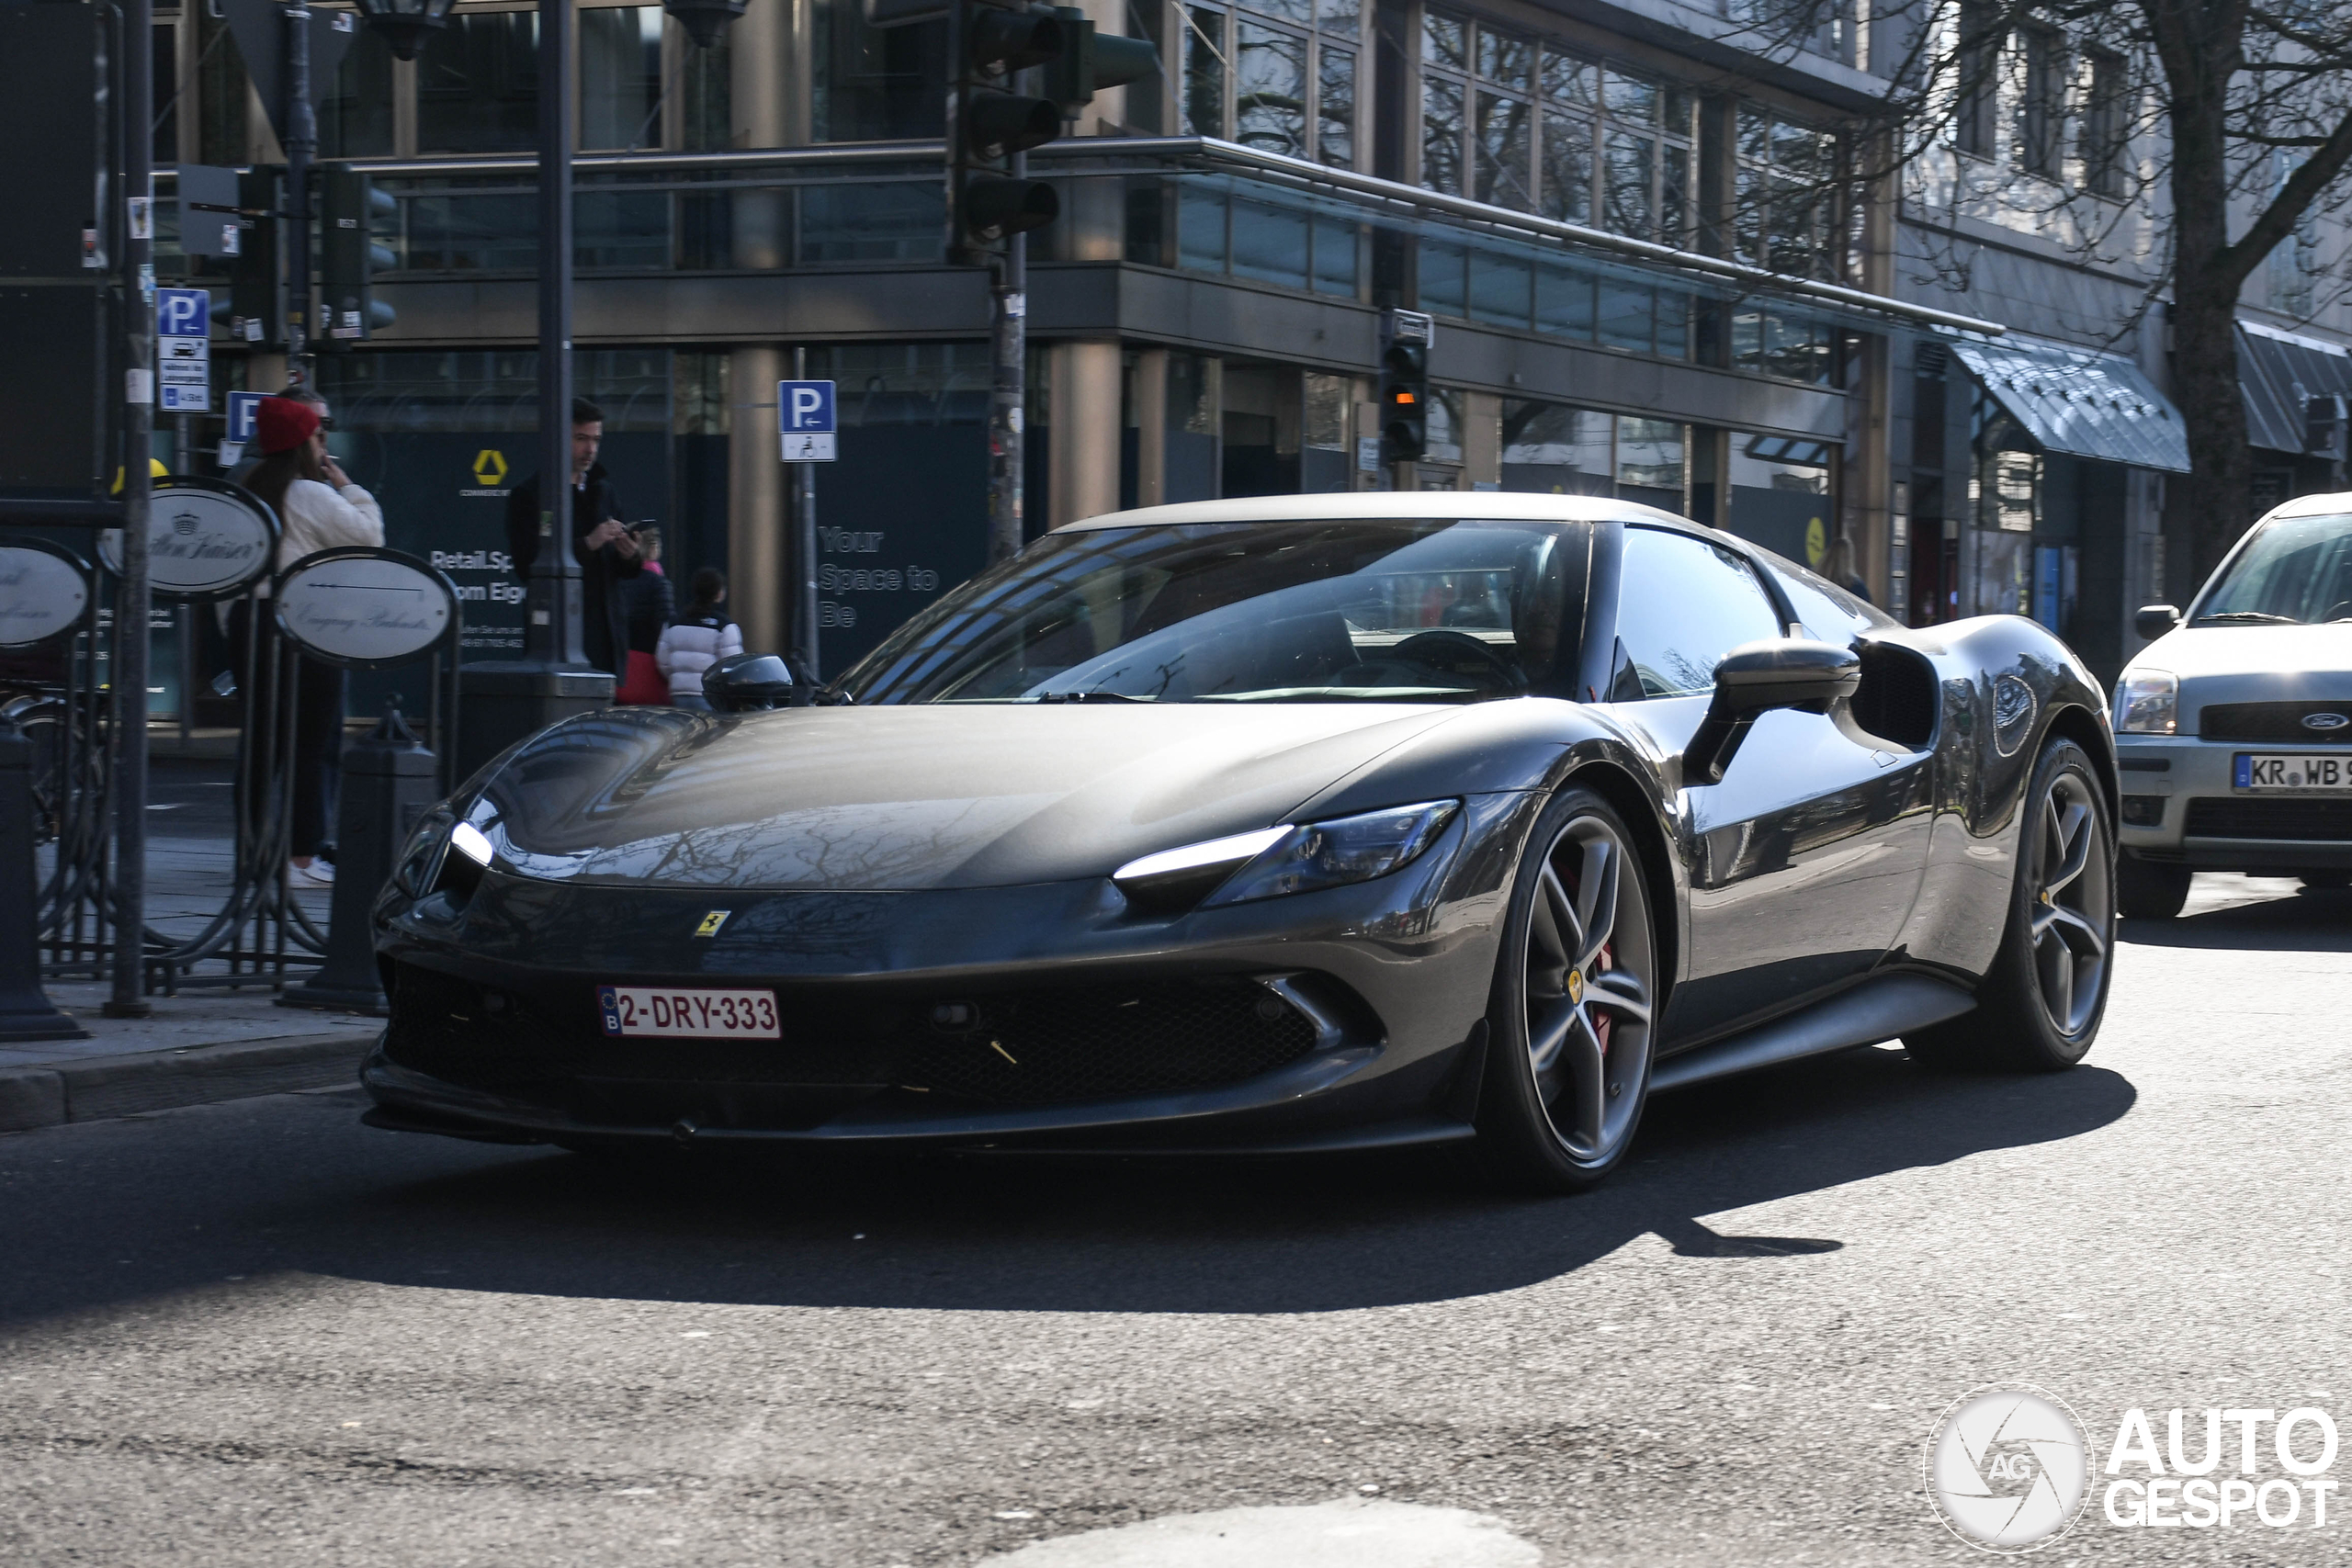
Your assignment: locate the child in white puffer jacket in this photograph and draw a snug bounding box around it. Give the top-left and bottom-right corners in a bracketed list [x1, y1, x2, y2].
[655, 568, 744, 709]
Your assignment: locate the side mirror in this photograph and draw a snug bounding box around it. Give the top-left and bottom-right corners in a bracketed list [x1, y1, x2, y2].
[1683, 638, 1861, 785]
[701, 651, 796, 713]
[2134, 604, 2181, 640]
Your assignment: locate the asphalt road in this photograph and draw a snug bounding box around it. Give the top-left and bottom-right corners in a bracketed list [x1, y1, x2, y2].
[4, 874, 2349, 1566]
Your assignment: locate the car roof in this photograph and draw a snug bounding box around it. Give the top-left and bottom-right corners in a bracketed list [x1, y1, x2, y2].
[2263, 491, 2352, 522]
[1056, 491, 1699, 532]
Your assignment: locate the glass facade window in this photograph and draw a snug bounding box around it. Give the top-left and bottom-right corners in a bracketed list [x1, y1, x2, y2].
[813, 0, 947, 141]
[1168, 177, 1359, 298]
[320, 28, 397, 158]
[1731, 307, 1837, 384]
[1422, 14, 1691, 242]
[1616, 416, 1684, 504]
[581, 6, 665, 151]
[1500, 400, 1614, 495]
[418, 11, 540, 154]
[1184, 0, 1360, 168]
[1727, 431, 1835, 565]
[1735, 106, 1838, 277]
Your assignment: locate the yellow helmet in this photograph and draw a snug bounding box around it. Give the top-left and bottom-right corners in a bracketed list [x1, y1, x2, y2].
[108, 457, 174, 494]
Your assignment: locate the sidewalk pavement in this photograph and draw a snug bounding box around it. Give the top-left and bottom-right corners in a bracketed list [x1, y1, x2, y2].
[0, 978, 381, 1134]
[4, 751, 381, 1134]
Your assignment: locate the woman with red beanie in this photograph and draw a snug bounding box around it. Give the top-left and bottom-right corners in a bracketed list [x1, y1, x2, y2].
[237, 393, 384, 888]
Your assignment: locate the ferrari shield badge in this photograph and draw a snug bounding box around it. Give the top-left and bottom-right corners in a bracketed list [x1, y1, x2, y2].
[694, 910, 732, 938]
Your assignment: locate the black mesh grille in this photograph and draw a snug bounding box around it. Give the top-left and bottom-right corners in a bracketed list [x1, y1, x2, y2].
[382, 964, 1325, 1121]
[897, 980, 1320, 1105]
[2184, 797, 2352, 840]
[2199, 702, 2352, 743]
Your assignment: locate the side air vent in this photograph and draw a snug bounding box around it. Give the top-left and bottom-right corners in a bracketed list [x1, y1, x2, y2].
[1849, 641, 1939, 750]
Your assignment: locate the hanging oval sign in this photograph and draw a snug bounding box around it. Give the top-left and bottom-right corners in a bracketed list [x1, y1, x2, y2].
[0, 538, 93, 650]
[96, 478, 278, 602]
[273, 547, 459, 670]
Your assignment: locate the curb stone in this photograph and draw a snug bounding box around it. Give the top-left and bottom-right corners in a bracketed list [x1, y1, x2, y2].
[0, 1032, 373, 1133]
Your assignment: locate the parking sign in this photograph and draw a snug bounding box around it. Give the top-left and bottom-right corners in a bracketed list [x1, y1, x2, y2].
[777, 380, 836, 462]
[156, 288, 211, 413]
[226, 391, 265, 446]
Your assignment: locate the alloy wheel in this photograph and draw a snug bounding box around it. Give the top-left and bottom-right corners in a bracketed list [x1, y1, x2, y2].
[2030, 770, 2112, 1037]
[1521, 812, 1656, 1164]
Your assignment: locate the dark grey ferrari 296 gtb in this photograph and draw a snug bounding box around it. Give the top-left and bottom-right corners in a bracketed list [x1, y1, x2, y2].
[363, 494, 2119, 1190]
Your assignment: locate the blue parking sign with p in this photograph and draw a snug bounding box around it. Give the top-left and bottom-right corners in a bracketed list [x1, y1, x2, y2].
[778, 379, 836, 462]
[157, 288, 209, 340]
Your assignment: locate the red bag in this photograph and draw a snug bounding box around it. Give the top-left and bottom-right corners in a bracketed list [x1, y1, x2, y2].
[616, 649, 668, 705]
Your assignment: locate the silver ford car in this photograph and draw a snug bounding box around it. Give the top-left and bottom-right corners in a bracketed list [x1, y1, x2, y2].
[2114, 491, 2352, 916]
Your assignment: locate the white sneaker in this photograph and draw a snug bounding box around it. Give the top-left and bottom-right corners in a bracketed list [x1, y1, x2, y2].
[287, 860, 335, 888]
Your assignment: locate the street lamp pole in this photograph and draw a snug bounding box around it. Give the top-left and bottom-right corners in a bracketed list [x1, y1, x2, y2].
[528, 0, 582, 671]
[107, 0, 156, 1019]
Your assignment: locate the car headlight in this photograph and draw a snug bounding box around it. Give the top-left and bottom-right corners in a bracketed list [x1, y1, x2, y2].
[390, 805, 458, 897]
[386, 807, 497, 907]
[1112, 800, 1461, 911]
[2115, 670, 2178, 734]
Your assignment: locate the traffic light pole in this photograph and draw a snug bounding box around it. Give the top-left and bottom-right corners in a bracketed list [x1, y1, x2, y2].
[107, 0, 156, 1018]
[988, 209, 1025, 565]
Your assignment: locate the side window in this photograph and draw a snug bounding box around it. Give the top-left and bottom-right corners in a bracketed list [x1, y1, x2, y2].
[1757, 549, 1894, 642]
[1611, 527, 1783, 698]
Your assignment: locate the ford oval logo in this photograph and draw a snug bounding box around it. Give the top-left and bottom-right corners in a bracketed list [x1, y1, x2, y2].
[2304, 712, 2351, 731]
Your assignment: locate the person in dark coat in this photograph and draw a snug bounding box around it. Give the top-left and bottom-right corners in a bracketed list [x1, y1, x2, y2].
[503, 397, 643, 677]
[621, 525, 675, 655]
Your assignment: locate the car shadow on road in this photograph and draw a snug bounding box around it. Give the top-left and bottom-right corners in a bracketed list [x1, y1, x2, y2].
[308, 1046, 2136, 1315]
[2122, 885, 2352, 951]
[0, 1043, 2137, 1325]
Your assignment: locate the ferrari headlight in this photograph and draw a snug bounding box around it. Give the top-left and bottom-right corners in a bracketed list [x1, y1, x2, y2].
[1211, 800, 1462, 907]
[390, 805, 458, 897]
[2115, 669, 2177, 734]
[1113, 802, 1461, 911]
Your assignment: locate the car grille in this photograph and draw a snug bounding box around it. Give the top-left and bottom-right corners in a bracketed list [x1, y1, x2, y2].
[2184, 797, 2352, 840]
[381, 963, 1327, 1122]
[2199, 701, 2352, 743]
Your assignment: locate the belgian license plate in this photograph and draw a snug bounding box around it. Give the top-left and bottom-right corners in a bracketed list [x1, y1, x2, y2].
[598, 986, 779, 1039]
[2234, 754, 2352, 793]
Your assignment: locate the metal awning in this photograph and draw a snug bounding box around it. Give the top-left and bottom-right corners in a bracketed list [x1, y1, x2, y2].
[1944, 331, 2190, 473]
[2238, 321, 2352, 456]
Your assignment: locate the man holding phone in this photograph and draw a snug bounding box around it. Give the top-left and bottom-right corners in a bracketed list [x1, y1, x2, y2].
[503, 397, 644, 679]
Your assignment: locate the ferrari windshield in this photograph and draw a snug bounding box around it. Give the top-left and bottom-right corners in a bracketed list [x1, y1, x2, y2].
[2195, 513, 2352, 625]
[839, 519, 1584, 704]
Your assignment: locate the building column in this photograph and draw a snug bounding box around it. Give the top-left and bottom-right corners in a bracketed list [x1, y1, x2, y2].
[729, 0, 792, 267]
[1131, 348, 1167, 506]
[1049, 341, 1124, 526]
[1463, 390, 1501, 488]
[1848, 333, 1894, 601]
[729, 345, 785, 654]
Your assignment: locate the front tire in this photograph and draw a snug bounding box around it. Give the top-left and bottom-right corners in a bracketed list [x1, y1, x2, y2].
[2118, 853, 2191, 919]
[1906, 738, 2115, 1072]
[1473, 787, 1659, 1192]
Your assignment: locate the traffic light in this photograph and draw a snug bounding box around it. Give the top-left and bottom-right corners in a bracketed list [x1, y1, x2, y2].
[1039, 6, 1160, 118]
[947, 0, 1067, 262]
[319, 164, 398, 343]
[943, 1, 1158, 262]
[228, 165, 284, 348]
[1379, 310, 1433, 464]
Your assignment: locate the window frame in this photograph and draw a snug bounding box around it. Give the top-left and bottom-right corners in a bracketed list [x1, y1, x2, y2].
[1417, 8, 1694, 245]
[1178, 0, 1364, 170]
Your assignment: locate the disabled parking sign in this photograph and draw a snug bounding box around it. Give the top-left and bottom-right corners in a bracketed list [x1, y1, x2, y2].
[778, 380, 836, 462]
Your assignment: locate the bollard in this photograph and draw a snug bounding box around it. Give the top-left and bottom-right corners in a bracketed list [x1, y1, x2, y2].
[0, 715, 86, 1042]
[280, 699, 443, 1015]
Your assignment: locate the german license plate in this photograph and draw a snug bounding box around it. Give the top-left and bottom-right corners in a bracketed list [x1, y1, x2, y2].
[598, 985, 779, 1039]
[2234, 754, 2352, 793]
